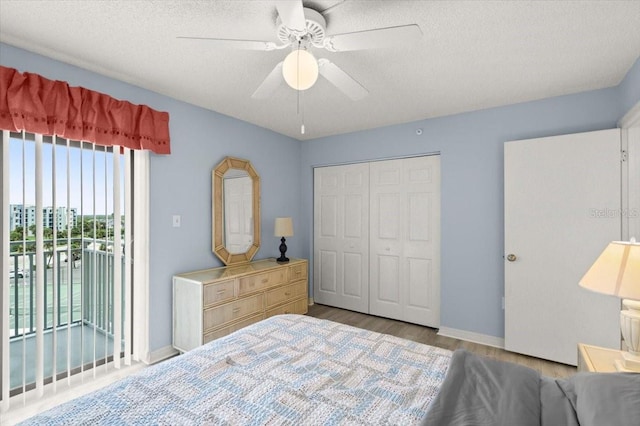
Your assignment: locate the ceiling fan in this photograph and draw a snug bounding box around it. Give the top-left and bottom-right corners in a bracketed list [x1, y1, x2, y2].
[178, 0, 422, 101]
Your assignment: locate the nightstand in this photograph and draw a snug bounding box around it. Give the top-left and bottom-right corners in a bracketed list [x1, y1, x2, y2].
[577, 343, 628, 373]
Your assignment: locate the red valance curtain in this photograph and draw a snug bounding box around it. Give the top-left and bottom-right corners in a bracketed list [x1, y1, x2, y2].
[0, 65, 170, 154]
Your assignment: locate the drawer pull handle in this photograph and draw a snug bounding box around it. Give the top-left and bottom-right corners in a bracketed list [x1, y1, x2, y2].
[284, 292, 291, 296]
[217, 289, 226, 294]
[232, 307, 241, 313]
[284, 311, 290, 314]
[261, 278, 269, 284]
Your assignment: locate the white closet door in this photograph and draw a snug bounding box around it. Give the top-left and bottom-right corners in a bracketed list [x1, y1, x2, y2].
[505, 129, 621, 365]
[369, 156, 441, 327]
[314, 163, 370, 312]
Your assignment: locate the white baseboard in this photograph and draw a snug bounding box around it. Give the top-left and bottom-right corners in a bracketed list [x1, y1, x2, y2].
[308, 297, 314, 306]
[438, 327, 505, 349]
[146, 345, 179, 365]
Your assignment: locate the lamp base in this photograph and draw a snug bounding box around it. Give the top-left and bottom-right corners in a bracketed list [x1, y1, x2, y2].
[277, 237, 289, 264]
[620, 299, 640, 372]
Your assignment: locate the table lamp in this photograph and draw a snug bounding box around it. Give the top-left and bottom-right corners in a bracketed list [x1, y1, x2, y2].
[274, 217, 293, 264]
[579, 238, 640, 372]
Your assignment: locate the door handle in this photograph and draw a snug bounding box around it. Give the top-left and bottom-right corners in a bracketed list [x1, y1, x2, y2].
[506, 254, 517, 262]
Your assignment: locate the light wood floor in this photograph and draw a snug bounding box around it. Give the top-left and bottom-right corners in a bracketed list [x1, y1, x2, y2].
[306, 303, 577, 378]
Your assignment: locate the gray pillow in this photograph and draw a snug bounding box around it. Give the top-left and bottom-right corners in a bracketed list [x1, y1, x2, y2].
[557, 372, 640, 426]
[539, 377, 579, 426]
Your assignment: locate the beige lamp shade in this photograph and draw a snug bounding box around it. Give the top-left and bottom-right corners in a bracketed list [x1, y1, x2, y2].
[579, 240, 640, 300]
[274, 217, 294, 237]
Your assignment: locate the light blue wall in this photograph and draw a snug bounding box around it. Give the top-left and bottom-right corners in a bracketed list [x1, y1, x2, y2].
[0, 43, 302, 352]
[619, 57, 640, 116]
[2, 41, 639, 347]
[300, 83, 634, 339]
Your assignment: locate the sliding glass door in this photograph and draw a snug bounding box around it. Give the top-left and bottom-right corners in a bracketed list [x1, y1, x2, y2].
[2, 130, 133, 400]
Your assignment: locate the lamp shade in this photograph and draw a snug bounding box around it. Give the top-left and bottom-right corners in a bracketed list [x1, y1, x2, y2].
[579, 240, 640, 300]
[282, 49, 318, 91]
[274, 217, 294, 237]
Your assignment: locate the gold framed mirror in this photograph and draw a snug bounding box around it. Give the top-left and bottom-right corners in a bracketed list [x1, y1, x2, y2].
[212, 156, 261, 265]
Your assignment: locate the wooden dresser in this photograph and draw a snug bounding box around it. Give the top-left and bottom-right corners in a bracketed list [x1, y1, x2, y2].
[172, 258, 308, 352]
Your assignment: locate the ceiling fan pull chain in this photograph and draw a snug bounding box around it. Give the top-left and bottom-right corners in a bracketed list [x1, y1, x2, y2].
[297, 41, 301, 115]
[301, 86, 305, 135]
[294, 39, 306, 134]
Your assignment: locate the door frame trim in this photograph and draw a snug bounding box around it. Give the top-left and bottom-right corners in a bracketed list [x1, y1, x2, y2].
[311, 152, 441, 170]
[619, 100, 640, 242]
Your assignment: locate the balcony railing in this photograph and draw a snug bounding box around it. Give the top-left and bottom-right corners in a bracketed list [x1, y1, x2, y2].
[8, 238, 125, 339]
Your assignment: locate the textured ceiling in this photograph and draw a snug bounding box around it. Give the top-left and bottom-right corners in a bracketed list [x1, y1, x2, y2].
[1, 0, 639, 140]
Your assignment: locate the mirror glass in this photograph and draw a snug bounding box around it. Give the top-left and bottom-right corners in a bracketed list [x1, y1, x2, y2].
[223, 170, 253, 254]
[212, 157, 260, 265]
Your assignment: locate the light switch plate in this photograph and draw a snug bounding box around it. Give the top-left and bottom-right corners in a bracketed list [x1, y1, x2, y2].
[172, 215, 181, 227]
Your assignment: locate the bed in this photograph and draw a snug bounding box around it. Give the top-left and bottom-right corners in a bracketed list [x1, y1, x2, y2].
[19, 314, 640, 425]
[20, 315, 451, 425]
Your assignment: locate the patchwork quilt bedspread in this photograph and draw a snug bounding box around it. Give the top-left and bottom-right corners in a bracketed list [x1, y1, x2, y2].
[21, 314, 451, 425]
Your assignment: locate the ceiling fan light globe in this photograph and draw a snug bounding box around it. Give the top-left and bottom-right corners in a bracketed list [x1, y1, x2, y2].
[282, 49, 318, 91]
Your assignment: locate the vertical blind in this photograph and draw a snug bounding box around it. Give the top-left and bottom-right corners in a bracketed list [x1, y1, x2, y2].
[1, 130, 133, 410]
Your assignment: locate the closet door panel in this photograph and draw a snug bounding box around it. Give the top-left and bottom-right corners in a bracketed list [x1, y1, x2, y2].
[314, 164, 369, 312]
[370, 159, 404, 319]
[319, 195, 338, 237]
[377, 254, 401, 302]
[343, 252, 364, 297]
[407, 258, 432, 309]
[370, 156, 441, 327]
[318, 250, 337, 293]
[403, 156, 441, 326]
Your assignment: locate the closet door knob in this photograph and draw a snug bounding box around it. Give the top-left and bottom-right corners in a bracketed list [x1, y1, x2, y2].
[507, 254, 517, 262]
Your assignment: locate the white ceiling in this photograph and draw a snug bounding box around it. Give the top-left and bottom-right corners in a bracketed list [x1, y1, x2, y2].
[1, 1, 639, 141]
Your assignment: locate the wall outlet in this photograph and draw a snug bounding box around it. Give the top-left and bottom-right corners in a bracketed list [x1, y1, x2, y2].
[172, 215, 181, 228]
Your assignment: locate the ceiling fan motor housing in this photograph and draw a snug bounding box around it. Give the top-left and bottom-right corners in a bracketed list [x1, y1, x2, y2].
[277, 7, 326, 47]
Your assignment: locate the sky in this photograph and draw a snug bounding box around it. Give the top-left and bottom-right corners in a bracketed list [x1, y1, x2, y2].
[8, 135, 124, 216]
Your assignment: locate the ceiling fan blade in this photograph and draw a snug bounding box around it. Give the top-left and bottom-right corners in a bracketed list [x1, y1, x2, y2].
[323, 24, 422, 52]
[318, 59, 368, 101]
[251, 62, 284, 99]
[177, 36, 280, 51]
[319, 0, 347, 15]
[275, 0, 306, 32]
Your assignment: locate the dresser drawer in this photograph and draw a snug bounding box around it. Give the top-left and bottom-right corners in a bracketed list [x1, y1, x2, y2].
[203, 313, 265, 343]
[265, 297, 307, 317]
[289, 263, 308, 282]
[204, 293, 264, 331]
[238, 269, 286, 296]
[265, 280, 308, 309]
[202, 279, 235, 307]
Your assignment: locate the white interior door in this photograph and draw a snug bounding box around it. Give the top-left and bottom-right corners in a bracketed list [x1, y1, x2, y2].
[369, 156, 441, 327]
[628, 126, 640, 240]
[314, 163, 369, 312]
[505, 129, 622, 365]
